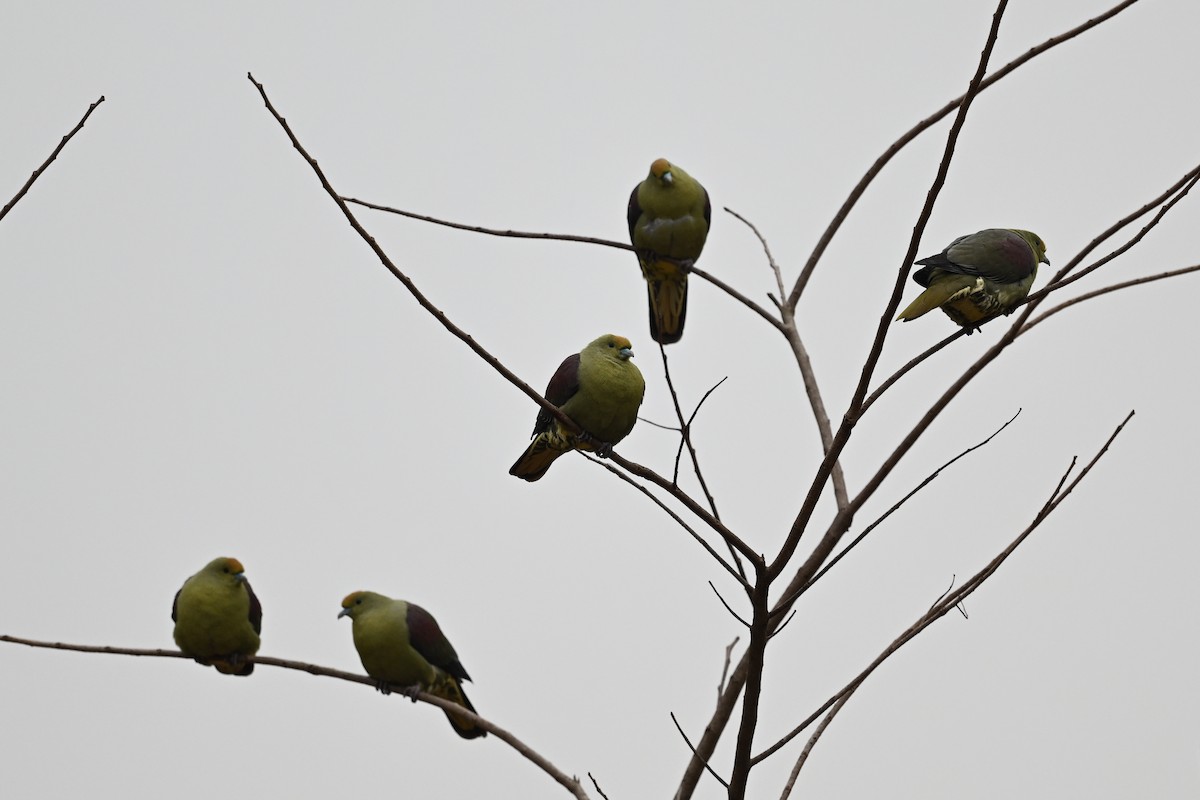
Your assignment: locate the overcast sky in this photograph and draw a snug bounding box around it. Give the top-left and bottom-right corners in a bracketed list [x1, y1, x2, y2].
[2, 2, 1198, 798]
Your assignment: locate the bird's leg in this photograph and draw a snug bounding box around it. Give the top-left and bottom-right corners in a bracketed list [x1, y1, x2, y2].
[374, 680, 392, 695]
[402, 684, 422, 703]
[576, 430, 615, 457]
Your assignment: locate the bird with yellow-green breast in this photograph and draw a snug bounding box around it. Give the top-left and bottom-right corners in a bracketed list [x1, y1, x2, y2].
[628, 158, 711, 345]
[896, 228, 1049, 332]
[509, 333, 646, 481]
[339, 591, 485, 740]
[172, 556, 262, 676]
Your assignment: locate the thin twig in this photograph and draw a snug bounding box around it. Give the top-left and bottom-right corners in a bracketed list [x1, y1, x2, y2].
[726, 206, 786, 302]
[585, 456, 748, 588]
[778, 690, 856, 800]
[728, 208, 851, 512]
[1, 96, 106, 224]
[1, 635, 591, 799]
[606, 451, 763, 566]
[775, 409, 1022, 613]
[718, 638, 740, 697]
[587, 773, 610, 800]
[1023, 264, 1200, 333]
[653, 355, 740, 580]
[709, 581, 750, 628]
[670, 712, 730, 789]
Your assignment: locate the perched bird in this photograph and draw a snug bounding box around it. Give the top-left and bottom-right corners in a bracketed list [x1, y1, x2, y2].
[628, 158, 711, 344]
[339, 591, 485, 740]
[172, 556, 262, 676]
[896, 228, 1049, 331]
[509, 333, 646, 481]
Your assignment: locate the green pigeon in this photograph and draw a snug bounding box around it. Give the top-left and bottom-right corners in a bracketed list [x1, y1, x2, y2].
[896, 228, 1049, 331]
[172, 557, 262, 676]
[339, 591, 485, 740]
[628, 158, 711, 344]
[509, 333, 646, 481]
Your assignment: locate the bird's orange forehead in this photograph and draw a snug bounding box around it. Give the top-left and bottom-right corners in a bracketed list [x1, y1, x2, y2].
[612, 335, 632, 350]
[650, 158, 672, 178]
[225, 558, 245, 574]
[341, 591, 365, 608]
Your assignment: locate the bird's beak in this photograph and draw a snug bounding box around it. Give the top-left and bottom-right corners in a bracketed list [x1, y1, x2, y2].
[337, 608, 351, 619]
[661, 171, 674, 186]
[619, 347, 634, 360]
[234, 573, 247, 583]
[1042, 256, 1051, 265]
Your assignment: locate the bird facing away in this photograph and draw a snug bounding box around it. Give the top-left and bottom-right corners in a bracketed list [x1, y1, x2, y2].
[339, 591, 485, 740]
[896, 228, 1049, 331]
[172, 556, 262, 676]
[509, 333, 646, 481]
[628, 157, 711, 344]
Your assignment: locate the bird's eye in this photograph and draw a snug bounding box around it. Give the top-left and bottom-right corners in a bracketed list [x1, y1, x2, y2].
[607, 342, 614, 348]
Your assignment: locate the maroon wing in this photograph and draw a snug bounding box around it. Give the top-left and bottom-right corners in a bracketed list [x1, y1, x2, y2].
[531, 353, 581, 437]
[243, 579, 263, 635]
[406, 602, 470, 683]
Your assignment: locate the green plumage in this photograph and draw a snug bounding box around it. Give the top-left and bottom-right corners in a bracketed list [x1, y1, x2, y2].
[896, 228, 1049, 331]
[509, 334, 646, 481]
[172, 557, 262, 676]
[339, 591, 485, 740]
[628, 158, 711, 344]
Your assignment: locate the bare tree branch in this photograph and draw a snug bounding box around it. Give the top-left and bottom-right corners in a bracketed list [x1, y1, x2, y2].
[718, 637, 740, 697]
[670, 712, 730, 790]
[1022, 263, 1200, 333]
[709, 581, 751, 628]
[343, 197, 783, 329]
[778, 690, 855, 800]
[1, 96, 105, 224]
[0, 634, 591, 799]
[607, 451, 763, 566]
[779, 408, 1022, 610]
[728, 207, 851, 512]
[248, 74, 587, 441]
[585, 455, 749, 588]
[753, 411, 1133, 768]
[785, 0, 1142, 307]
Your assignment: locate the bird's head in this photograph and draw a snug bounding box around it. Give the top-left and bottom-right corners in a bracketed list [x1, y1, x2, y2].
[206, 556, 247, 584]
[1011, 229, 1050, 266]
[650, 157, 674, 187]
[339, 590, 379, 619]
[592, 334, 635, 361]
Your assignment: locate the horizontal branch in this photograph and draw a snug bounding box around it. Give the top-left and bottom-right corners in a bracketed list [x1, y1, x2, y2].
[1, 634, 590, 799]
[344, 197, 781, 328]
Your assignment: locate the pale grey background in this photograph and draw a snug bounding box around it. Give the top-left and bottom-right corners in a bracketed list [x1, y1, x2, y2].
[2, 1, 1197, 798]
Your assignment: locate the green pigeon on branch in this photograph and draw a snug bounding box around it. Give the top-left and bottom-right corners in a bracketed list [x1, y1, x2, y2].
[339, 591, 485, 740]
[172, 557, 262, 676]
[896, 228, 1049, 331]
[628, 158, 711, 344]
[509, 333, 646, 481]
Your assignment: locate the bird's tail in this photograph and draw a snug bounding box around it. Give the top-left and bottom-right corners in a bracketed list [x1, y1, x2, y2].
[433, 674, 487, 740]
[895, 276, 975, 322]
[508, 430, 571, 481]
[642, 258, 688, 345]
